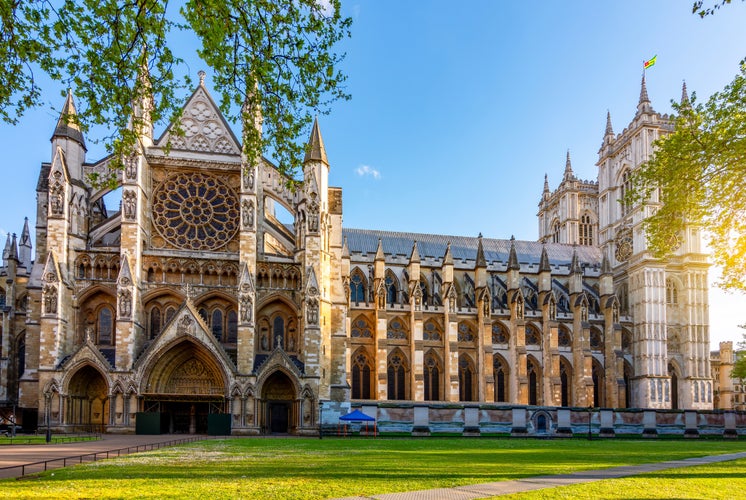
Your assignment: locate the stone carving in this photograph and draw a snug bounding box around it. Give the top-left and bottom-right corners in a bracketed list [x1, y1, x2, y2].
[240, 294, 253, 323]
[43, 285, 58, 314]
[307, 299, 319, 325]
[122, 189, 137, 221]
[49, 184, 64, 216]
[244, 167, 255, 190]
[124, 154, 138, 180]
[308, 204, 319, 233]
[242, 199, 255, 229]
[177, 315, 196, 336]
[118, 289, 132, 318]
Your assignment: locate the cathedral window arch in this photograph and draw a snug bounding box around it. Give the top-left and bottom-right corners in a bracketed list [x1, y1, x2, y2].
[423, 350, 442, 401]
[494, 354, 509, 403]
[558, 326, 572, 348]
[351, 315, 374, 339]
[385, 270, 400, 306]
[527, 356, 541, 405]
[149, 307, 161, 340]
[620, 169, 632, 217]
[560, 357, 572, 406]
[349, 268, 367, 305]
[423, 318, 442, 342]
[458, 354, 476, 402]
[351, 348, 373, 399]
[551, 220, 561, 244]
[387, 317, 408, 340]
[457, 321, 476, 343]
[492, 322, 509, 344]
[387, 349, 409, 400]
[525, 324, 541, 346]
[97, 305, 114, 345]
[592, 359, 605, 407]
[579, 213, 594, 246]
[590, 328, 603, 351]
[666, 279, 679, 305]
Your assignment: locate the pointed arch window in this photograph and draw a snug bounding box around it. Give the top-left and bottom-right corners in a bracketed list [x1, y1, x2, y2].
[458, 321, 476, 342]
[387, 318, 408, 340]
[458, 355, 476, 401]
[552, 220, 561, 244]
[494, 355, 509, 403]
[580, 214, 594, 246]
[98, 306, 114, 345]
[212, 310, 224, 341]
[666, 279, 678, 305]
[350, 268, 367, 305]
[525, 325, 541, 346]
[149, 307, 161, 340]
[620, 170, 632, 216]
[560, 358, 571, 406]
[423, 351, 441, 401]
[385, 272, 399, 306]
[558, 327, 572, 347]
[527, 357, 541, 405]
[590, 329, 603, 351]
[273, 316, 285, 349]
[352, 350, 373, 399]
[387, 352, 408, 400]
[592, 360, 605, 407]
[423, 319, 442, 342]
[351, 316, 373, 338]
[492, 322, 509, 344]
[165, 306, 176, 326]
[227, 310, 238, 343]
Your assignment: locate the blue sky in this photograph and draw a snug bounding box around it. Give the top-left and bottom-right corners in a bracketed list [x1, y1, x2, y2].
[0, 0, 743, 346]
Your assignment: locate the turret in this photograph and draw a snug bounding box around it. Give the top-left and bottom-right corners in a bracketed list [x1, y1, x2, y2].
[636, 73, 654, 115]
[506, 236, 521, 290]
[19, 217, 32, 272]
[51, 90, 86, 180]
[562, 150, 574, 182]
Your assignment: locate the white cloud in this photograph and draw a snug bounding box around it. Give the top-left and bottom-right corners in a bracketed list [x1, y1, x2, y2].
[355, 164, 381, 180]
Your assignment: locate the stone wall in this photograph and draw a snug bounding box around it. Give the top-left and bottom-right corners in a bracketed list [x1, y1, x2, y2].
[346, 403, 746, 438]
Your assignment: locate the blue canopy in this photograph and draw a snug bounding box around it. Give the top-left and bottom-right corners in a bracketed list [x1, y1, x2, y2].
[339, 409, 375, 422]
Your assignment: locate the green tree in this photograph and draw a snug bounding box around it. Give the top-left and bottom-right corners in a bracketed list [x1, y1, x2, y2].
[0, 0, 351, 182]
[629, 64, 746, 291]
[732, 325, 746, 381]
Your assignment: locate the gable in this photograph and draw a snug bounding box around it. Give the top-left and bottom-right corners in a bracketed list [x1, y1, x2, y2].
[156, 85, 241, 155]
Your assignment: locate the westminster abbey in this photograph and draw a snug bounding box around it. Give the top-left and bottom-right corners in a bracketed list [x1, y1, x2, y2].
[0, 74, 712, 434]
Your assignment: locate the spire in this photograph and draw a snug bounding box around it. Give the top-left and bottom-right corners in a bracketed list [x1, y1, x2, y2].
[680, 80, 690, 106]
[543, 174, 550, 194]
[375, 238, 385, 261]
[2, 234, 10, 266]
[507, 236, 520, 271]
[52, 89, 86, 149]
[571, 247, 582, 275]
[639, 73, 650, 105]
[342, 236, 349, 258]
[605, 110, 614, 137]
[409, 240, 420, 264]
[601, 253, 612, 275]
[8, 233, 18, 261]
[443, 242, 453, 266]
[303, 117, 328, 165]
[562, 150, 574, 182]
[539, 244, 551, 273]
[475, 234, 486, 268]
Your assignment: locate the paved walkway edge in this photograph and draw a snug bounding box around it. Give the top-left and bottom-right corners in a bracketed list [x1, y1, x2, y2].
[336, 451, 746, 500]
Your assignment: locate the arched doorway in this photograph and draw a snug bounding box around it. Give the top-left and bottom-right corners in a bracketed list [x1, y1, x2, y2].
[262, 371, 296, 434]
[67, 365, 109, 432]
[143, 340, 228, 434]
[668, 362, 679, 410]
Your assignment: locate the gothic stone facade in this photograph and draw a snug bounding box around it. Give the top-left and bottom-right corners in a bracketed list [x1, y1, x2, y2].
[0, 76, 712, 434]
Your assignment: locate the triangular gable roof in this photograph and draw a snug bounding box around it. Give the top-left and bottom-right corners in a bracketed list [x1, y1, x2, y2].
[134, 299, 236, 373]
[155, 82, 241, 155]
[339, 409, 375, 421]
[58, 335, 114, 371]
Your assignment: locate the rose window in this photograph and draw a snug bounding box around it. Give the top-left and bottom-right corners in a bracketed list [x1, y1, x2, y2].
[152, 172, 239, 250]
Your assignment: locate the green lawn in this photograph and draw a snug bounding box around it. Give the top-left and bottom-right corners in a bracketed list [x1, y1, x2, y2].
[2, 438, 745, 499]
[498, 457, 746, 499]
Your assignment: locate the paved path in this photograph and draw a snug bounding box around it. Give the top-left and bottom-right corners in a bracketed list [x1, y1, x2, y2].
[336, 451, 746, 500]
[0, 434, 205, 479]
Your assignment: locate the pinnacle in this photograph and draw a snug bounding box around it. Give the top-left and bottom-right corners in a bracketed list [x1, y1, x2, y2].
[304, 117, 328, 165]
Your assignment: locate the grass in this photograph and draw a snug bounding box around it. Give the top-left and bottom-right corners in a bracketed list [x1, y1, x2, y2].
[2, 437, 745, 499]
[498, 457, 746, 499]
[0, 435, 101, 445]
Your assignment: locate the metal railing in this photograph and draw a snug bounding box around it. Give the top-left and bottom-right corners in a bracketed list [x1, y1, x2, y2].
[0, 435, 212, 478]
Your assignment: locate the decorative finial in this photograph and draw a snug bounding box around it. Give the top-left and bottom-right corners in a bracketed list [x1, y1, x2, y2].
[605, 110, 614, 136]
[639, 73, 650, 105]
[563, 150, 574, 181]
[198, 70, 206, 85]
[681, 80, 689, 105]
